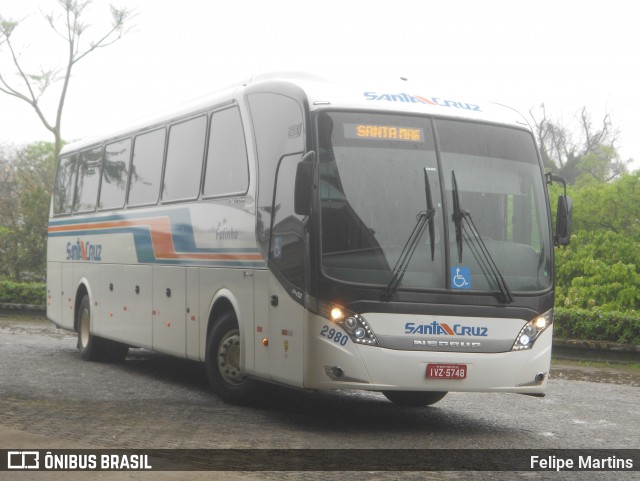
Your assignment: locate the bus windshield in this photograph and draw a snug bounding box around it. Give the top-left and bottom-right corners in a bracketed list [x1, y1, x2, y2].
[317, 111, 552, 294]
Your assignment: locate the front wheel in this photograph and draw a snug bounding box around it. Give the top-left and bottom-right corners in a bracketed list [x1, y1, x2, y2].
[77, 294, 128, 363]
[205, 311, 263, 405]
[382, 391, 447, 407]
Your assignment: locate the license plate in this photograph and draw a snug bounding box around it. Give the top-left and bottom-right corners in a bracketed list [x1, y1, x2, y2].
[426, 363, 467, 379]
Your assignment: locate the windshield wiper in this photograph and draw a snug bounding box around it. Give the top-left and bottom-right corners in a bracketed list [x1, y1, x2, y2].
[451, 171, 514, 304]
[384, 169, 436, 300]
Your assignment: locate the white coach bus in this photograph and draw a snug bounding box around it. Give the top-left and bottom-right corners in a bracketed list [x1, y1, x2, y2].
[47, 72, 572, 406]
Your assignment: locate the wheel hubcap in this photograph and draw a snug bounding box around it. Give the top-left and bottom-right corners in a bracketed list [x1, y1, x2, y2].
[217, 329, 247, 385]
[79, 308, 90, 348]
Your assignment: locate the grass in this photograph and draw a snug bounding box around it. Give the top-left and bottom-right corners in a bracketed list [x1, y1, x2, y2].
[0, 311, 47, 322]
[552, 357, 640, 372]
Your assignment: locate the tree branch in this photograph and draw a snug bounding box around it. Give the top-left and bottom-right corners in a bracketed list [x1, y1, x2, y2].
[0, 28, 56, 134]
[0, 1, 135, 156]
[73, 5, 134, 64]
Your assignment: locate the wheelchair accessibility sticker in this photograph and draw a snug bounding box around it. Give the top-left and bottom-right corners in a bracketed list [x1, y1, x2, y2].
[451, 267, 471, 289]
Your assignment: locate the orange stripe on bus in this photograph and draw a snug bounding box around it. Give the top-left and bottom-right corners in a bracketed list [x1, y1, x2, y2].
[48, 217, 264, 261]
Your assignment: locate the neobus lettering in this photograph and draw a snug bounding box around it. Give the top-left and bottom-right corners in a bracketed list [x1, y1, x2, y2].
[414, 339, 481, 348]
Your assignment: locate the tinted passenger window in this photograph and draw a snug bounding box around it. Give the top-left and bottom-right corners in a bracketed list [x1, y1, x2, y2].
[74, 147, 102, 212]
[163, 115, 207, 201]
[129, 129, 165, 206]
[204, 107, 249, 197]
[52, 153, 79, 215]
[100, 139, 131, 210]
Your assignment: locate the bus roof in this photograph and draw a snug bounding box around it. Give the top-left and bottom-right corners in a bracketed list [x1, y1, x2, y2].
[248, 72, 530, 127]
[60, 72, 531, 155]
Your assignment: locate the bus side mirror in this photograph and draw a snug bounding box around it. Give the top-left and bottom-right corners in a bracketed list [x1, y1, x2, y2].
[294, 151, 315, 216]
[546, 172, 572, 246]
[555, 194, 573, 246]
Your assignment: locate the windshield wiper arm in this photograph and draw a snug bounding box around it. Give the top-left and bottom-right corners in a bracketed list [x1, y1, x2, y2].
[424, 168, 436, 263]
[384, 169, 436, 300]
[451, 171, 514, 304]
[451, 170, 464, 263]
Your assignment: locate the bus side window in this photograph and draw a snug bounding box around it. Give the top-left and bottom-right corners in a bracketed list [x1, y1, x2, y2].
[52, 153, 79, 215]
[204, 107, 249, 197]
[128, 128, 166, 206]
[163, 115, 207, 202]
[100, 138, 131, 210]
[74, 146, 102, 213]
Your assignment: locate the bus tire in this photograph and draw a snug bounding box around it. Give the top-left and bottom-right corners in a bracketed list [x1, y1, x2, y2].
[382, 391, 447, 407]
[77, 294, 104, 362]
[77, 294, 128, 363]
[205, 311, 261, 405]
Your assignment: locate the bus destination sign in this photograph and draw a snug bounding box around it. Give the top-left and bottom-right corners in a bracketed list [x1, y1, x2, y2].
[344, 124, 424, 142]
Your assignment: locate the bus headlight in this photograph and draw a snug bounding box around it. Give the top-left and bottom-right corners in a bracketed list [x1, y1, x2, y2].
[345, 316, 358, 330]
[330, 307, 345, 322]
[511, 309, 553, 351]
[318, 302, 379, 346]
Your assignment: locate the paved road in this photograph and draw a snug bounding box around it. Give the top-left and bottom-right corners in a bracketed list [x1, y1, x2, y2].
[1, 317, 638, 480]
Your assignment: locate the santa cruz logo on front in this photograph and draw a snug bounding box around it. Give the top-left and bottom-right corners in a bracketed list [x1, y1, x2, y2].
[364, 92, 481, 112]
[404, 321, 488, 336]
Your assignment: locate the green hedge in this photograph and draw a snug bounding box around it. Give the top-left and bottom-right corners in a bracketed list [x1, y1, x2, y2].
[554, 307, 640, 345]
[0, 281, 46, 306]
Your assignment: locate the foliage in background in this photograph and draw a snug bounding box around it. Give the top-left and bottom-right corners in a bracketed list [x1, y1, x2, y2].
[553, 173, 640, 312]
[0, 142, 56, 281]
[555, 230, 640, 311]
[554, 307, 640, 345]
[537, 104, 639, 340]
[530, 104, 631, 184]
[571, 172, 640, 234]
[0, 280, 46, 306]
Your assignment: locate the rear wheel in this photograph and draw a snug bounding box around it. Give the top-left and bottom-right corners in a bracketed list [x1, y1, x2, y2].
[205, 311, 262, 405]
[77, 294, 128, 363]
[382, 390, 447, 407]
